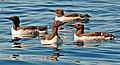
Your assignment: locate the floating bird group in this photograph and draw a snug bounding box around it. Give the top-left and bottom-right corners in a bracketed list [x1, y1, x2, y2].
[4, 8, 115, 48]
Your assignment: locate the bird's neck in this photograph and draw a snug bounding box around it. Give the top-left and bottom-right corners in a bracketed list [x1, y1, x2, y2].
[12, 21, 20, 30]
[76, 28, 84, 36]
[51, 26, 58, 37]
[57, 12, 64, 17]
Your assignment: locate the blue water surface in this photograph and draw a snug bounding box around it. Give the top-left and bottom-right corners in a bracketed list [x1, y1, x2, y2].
[0, 0, 120, 65]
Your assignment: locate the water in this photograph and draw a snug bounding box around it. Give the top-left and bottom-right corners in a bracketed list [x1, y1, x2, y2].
[0, 0, 120, 65]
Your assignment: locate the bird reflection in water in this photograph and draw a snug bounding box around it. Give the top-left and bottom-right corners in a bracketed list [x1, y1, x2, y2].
[40, 36, 63, 61]
[74, 40, 103, 47]
[10, 54, 21, 60]
[39, 47, 63, 61]
[9, 37, 21, 42]
[12, 42, 22, 48]
[74, 40, 84, 47]
[72, 39, 103, 48]
[50, 48, 64, 61]
[12, 42, 35, 49]
[75, 40, 103, 47]
[10, 33, 45, 42]
[12, 42, 29, 49]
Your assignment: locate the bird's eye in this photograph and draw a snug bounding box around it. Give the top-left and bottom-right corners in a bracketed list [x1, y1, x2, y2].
[78, 24, 80, 26]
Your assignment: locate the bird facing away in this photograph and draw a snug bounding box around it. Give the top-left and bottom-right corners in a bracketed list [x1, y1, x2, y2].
[67, 22, 115, 42]
[4, 16, 47, 38]
[41, 20, 65, 48]
[49, 8, 91, 23]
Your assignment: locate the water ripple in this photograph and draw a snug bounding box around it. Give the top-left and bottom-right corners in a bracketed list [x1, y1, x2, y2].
[0, 0, 120, 65]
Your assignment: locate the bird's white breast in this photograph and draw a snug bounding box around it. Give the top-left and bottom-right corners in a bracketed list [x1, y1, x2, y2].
[55, 16, 77, 22]
[41, 36, 63, 47]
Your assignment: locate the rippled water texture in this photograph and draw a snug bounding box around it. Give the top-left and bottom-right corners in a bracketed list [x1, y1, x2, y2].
[0, 0, 120, 65]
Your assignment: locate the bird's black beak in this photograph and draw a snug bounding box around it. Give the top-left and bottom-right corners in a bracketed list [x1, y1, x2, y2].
[4, 17, 11, 19]
[87, 14, 91, 17]
[49, 10, 55, 12]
